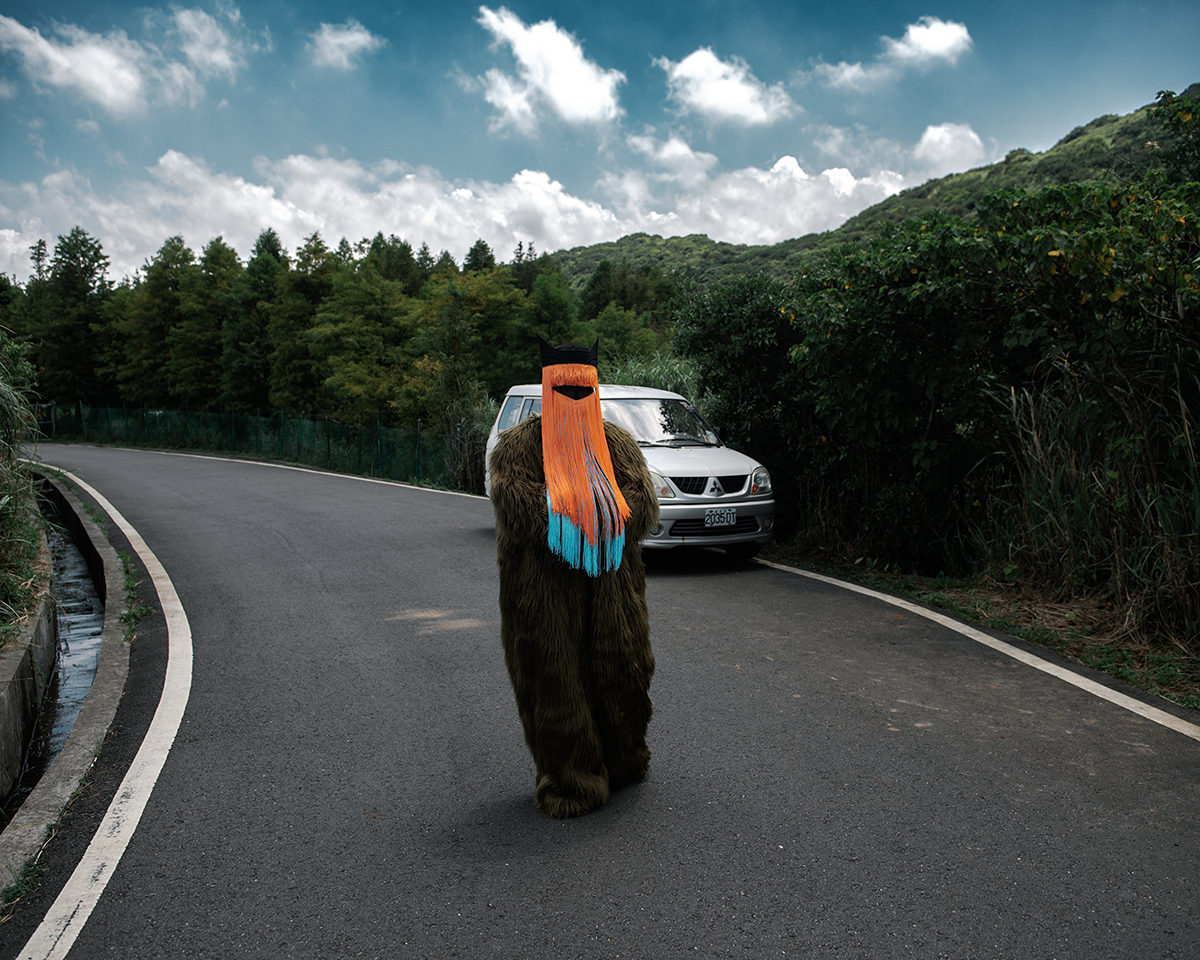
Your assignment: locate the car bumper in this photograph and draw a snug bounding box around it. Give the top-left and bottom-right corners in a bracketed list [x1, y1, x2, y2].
[641, 498, 775, 550]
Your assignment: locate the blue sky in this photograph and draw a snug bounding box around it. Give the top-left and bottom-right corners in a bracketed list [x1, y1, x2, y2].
[0, 0, 1197, 281]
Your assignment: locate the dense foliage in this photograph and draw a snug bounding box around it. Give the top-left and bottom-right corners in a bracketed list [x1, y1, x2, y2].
[674, 162, 1200, 649]
[558, 85, 1200, 287]
[1, 234, 668, 430]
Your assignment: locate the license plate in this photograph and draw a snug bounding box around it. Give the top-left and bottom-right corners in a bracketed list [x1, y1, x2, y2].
[704, 507, 736, 528]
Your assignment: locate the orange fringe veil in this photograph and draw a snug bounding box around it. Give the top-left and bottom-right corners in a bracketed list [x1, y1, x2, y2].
[540, 344, 631, 576]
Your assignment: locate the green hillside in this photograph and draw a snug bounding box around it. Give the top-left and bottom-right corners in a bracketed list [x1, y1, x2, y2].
[553, 83, 1197, 289]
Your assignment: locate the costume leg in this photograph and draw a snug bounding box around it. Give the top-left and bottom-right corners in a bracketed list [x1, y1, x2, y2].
[587, 552, 654, 790]
[501, 566, 610, 818]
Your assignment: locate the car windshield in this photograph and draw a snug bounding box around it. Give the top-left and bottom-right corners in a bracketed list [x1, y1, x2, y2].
[599, 398, 719, 447]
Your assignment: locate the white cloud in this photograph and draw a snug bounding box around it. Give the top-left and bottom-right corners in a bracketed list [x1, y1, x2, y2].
[476, 6, 624, 133]
[175, 8, 244, 80]
[0, 15, 155, 115]
[308, 20, 386, 70]
[913, 122, 985, 177]
[815, 16, 972, 91]
[0, 120, 995, 283]
[814, 120, 991, 180]
[656, 48, 795, 125]
[884, 17, 973, 65]
[0, 10, 248, 115]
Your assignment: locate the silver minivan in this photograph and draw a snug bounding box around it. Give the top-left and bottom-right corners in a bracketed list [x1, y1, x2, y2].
[485, 384, 775, 558]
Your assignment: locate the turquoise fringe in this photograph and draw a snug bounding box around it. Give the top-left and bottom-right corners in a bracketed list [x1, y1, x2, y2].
[546, 493, 624, 577]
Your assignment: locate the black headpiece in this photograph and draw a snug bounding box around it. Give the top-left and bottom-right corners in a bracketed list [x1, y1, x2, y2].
[539, 336, 598, 368]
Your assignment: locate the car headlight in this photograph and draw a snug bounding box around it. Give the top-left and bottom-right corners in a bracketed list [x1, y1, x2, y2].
[751, 466, 772, 496]
[648, 471, 675, 499]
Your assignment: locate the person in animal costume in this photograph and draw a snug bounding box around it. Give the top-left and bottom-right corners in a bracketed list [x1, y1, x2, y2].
[490, 338, 659, 818]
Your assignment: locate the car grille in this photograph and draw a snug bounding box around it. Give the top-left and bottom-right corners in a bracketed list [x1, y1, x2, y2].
[670, 475, 748, 495]
[668, 516, 761, 537]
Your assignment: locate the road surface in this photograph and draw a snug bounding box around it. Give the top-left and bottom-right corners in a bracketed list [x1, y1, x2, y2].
[3, 443, 1197, 959]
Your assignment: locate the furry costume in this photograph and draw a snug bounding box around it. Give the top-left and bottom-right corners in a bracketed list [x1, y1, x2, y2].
[491, 356, 658, 819]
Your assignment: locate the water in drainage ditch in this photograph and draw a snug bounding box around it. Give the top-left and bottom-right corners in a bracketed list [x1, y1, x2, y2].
[0, 527, 105, 825]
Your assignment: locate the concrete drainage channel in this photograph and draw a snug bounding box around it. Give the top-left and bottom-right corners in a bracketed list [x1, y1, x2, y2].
[0, 477, 130, 893]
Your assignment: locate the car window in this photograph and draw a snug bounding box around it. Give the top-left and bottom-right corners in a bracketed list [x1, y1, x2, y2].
[495, 396, 525, 433]
[496, 395, 543, 433]
[600, 398, 719, 446]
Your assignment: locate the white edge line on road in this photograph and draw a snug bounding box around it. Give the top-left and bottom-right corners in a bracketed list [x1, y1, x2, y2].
[758, 559, 1200, 744]
[141, 446, 489, 498]
[19, 467, 193, 960]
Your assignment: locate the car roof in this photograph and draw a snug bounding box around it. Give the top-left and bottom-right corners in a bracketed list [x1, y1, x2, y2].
[503, 383, 687, 401]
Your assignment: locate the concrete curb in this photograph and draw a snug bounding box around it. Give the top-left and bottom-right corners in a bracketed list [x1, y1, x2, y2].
[0, 539, 55, 803]
[0, 478, 130, 888]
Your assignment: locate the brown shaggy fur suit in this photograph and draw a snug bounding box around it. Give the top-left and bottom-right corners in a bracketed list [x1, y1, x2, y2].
[490, 414, 659, 818]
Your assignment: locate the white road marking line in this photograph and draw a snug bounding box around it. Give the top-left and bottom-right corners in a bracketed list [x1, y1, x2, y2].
[758, 559, 1200, 744]
[19, 469, 193, 960]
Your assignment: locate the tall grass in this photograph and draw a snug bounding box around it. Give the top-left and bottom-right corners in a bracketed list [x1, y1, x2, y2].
[985, 365, 1200, 652]
[601, 351, 705, 400]
[0, 331, 40, 636]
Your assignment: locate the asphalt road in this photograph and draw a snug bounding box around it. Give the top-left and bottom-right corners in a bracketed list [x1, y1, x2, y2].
[3, 443, 1198, 959]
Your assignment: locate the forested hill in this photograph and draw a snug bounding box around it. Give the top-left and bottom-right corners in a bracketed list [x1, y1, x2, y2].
[553, 83, 1199, 290]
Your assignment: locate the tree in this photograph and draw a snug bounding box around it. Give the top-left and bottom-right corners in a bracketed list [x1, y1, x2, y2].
[529, 271, 580, 345]
[1151, 88, 1200, 183]
[168, 237, 242, 409]
[590, 302, 656, 358]
[221, 229, 286, 413]
[306, 264, 416, 424]
[463, 239, 496, 274]
[363, 233, 423, 294]
[431, 250, 459, 278]
[113, 236, 195, 407]
[268, 232, 335, 413]
[21, 227, 113, 403]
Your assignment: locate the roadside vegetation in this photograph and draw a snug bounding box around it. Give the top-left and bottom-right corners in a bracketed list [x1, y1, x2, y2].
[0, 325, 41, 651]
[1, 87, 1196, 708]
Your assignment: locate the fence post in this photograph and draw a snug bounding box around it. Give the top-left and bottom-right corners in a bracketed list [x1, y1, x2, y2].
[376, 417, 383, 477]
[297, 414, 303, 462]
[416, 418, 422, 483]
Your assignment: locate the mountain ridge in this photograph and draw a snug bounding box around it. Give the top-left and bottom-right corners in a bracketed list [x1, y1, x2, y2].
[551, 83, 1198, 290]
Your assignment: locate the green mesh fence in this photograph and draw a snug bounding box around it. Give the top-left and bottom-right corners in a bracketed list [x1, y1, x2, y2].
[35, 403, 483, 493]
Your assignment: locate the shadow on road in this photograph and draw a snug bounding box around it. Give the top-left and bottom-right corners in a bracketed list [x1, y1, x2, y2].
[642, 547, 769, 579]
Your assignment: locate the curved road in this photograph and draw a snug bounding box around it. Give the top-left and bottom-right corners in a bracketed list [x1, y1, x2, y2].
[3, 443, 1198, 959]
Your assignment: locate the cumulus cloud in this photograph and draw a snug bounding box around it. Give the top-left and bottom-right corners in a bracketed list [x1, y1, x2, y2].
[656, 48, 795, 125]
[813, 119, 991, 180]
[815, 16, 972, 91]
[0, 9, 249, 115]
[175, 8, 245, 80]
[912, 121, 985, 177]
[308, 20, 386, 70]
[0, 141, 909, 282]
[0, 116, 995, 282]
[476, 6, 624, 133]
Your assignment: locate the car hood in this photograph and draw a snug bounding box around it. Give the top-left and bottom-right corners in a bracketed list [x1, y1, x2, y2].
[639, 444, 762, 478]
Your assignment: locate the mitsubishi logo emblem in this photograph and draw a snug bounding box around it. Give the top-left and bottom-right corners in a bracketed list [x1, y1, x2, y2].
[707, 478, 725, 495]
